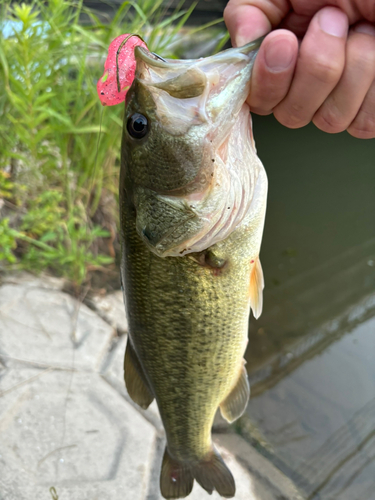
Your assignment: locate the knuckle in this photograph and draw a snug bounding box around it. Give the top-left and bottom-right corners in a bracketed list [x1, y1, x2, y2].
[347, 128, 375, 139]
[349, 38, 375, 70]
[347, 117, 375, 139]
[349, 84, 375, 138]
[250, 106, 273, 116]
[254, 84, 285, 106]
[306, 55, 343, 85]
[273, 105, 307, 128]
[313, 107, 347, 134]
[251, 67, 291, 110]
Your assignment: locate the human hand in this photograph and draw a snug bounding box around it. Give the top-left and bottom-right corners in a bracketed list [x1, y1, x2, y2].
[224, 0, 375, 138]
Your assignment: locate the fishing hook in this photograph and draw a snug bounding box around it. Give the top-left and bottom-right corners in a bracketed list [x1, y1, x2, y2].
[116, 33, 146, 93]
[151, 52, 167, 62]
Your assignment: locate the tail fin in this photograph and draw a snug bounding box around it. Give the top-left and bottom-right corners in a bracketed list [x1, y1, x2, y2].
[160, 448, 194, 499]
[160, 447, 235, 499]
[194, 448, 235, 498]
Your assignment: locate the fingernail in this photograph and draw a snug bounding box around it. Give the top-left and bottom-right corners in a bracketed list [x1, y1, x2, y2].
[319, 7, 348, 38]
[234, 25, 269, 48]
[264, 39, 294, 72]
[354, 23, 375, 36]
[234, 35, 247, 48]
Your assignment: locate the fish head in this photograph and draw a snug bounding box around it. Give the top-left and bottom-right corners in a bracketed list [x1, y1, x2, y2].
[121, 38, 264, 257]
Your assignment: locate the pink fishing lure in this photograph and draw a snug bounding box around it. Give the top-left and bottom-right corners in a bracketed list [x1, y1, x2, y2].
[97, 34, 148, 106]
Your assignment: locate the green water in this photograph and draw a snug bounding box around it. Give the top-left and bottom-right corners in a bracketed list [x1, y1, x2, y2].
[243, 115, 375, 500]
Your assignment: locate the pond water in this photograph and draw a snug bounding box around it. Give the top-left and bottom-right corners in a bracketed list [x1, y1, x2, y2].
[242, 115, 375, 500]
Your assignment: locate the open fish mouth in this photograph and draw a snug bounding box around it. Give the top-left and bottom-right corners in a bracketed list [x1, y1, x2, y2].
[134, 37, 264, 69]
[132, 37, 264, 135]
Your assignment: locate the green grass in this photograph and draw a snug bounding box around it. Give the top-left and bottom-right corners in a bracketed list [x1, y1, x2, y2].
[0, 0, 227, 286]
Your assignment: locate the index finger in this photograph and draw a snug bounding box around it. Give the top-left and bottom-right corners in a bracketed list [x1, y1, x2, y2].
[224, 0, 291, 46]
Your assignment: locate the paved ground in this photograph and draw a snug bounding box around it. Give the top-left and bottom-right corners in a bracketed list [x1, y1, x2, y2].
[0, 272, 303, 500]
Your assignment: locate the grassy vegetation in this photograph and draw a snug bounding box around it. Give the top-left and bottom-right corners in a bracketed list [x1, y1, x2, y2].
[0, 0, 227, 286]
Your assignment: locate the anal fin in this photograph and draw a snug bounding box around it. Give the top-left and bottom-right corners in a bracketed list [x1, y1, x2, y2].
[124, 339, 154, 409]
[249, 256, 264, 319]
[220, 364, 250, 423]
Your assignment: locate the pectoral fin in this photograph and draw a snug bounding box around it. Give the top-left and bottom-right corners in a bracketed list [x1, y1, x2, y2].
[249, 257, 264, 319]
[219, 364, 250, 423]
[124, 339, 154, 409]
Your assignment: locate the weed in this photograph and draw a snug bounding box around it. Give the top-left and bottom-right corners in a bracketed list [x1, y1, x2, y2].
[0, 219, 17, 263]
[0, 0, 226, 285]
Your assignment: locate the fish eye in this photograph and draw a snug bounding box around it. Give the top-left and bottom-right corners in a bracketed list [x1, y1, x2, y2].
[127, 113, 149, 139]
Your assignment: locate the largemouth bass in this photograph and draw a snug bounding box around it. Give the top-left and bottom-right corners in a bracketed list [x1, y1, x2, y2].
[120, 37, 267, 499]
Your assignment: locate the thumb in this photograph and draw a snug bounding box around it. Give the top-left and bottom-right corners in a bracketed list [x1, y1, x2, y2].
[224, 0, 289, 46]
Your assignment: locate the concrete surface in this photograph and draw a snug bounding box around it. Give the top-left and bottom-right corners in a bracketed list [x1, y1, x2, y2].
[0, 272, 304, 500]
[89, 290, 128, 335]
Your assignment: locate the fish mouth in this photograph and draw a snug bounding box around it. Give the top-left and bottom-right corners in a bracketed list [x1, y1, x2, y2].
[132, 37, 264, 107]
[132, 36, 264, 137]
[134, 37, 265, 69]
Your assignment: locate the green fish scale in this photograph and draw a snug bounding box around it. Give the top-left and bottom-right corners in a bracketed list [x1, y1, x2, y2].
[122, 204, 252, 462]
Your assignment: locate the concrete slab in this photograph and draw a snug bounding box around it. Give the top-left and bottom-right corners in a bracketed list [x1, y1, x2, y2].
[0, 366, 45, 419]
[0, 369, 157, 500]
[89, 290, 128, 334]
[215, 434, 305, 500]
[101, 333, 163, 432]
[0, 274, 303, 500]
[100, 331, 303, 500]
[0, 284, 114, 371]
[0, 271, 66, 291]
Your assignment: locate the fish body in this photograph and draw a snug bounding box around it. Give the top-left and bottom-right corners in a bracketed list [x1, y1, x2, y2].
[120, 39, 267, 499]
